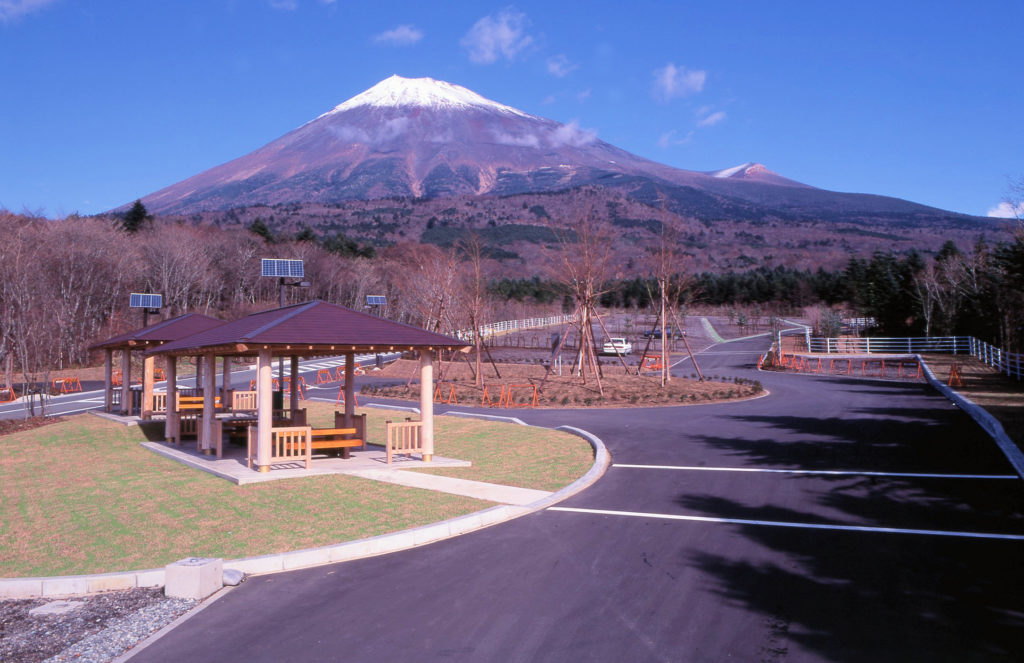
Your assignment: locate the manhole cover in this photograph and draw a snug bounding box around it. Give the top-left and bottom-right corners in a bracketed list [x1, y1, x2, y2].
[29, 600, 84, 616]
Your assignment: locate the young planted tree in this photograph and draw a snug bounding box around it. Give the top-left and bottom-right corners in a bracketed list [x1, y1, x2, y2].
[544, 192, 620, 394]
[454, 233, 493, 385]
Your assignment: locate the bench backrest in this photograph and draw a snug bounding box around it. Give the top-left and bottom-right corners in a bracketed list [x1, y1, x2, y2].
[334, 412, 366, 440]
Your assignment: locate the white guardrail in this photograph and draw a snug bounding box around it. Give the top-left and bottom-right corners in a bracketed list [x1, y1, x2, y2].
[807, 335, 1022, 381]
[456, 314, 576, 342]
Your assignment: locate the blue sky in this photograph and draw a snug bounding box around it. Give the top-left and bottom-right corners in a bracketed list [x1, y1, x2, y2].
[1, 0, 1021, 218]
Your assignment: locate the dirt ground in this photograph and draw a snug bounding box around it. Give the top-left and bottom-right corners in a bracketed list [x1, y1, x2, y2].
[918, 353, 1024, 445]
[367, 358, 763, 408]
[0, 417, 60, 436]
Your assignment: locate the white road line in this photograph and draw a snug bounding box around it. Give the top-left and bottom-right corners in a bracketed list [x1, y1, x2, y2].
[612, 464, 1020, 480]
[48, 404, 116, 416]
[547, 506, 1024, 541]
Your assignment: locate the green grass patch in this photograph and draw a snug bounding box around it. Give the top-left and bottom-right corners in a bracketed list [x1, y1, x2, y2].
[304, 402, 593, 492]
[2, 406, 593, 578]
[0, 415, 484, 577]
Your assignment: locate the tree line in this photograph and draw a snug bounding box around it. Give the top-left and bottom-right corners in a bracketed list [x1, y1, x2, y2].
[492, 236, 1024, 350]
[0, 209, 535, 389]
[2, 204, 1022, 391]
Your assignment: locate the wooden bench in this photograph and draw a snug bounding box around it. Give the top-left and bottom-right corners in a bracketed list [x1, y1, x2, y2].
[309, 413, 366, 459]
[273, 408, 307, 428]
[177, 394, 223, 412]
[223, 418, 255, 445]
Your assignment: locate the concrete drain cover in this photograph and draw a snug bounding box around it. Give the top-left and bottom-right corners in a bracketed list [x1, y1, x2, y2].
[29, 600, 84, 616]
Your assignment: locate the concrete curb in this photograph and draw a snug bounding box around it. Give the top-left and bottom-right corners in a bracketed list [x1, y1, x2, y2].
[763, 352, 1024, 479]
[0, 423, 609, 599]
[445, 411, 528, 425]
[919, 357, 1024, 479]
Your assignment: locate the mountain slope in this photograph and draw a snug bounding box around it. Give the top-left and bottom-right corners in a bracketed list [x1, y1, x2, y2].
[136, 75, 983, 228]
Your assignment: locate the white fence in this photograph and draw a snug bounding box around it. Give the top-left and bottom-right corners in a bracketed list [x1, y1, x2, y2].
[457, 314, 576, 342]
[806, 335, 1022, 380]
[970, 337, 1024, 381]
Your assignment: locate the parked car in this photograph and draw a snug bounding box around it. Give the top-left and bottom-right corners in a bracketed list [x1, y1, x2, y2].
[601, 337, 633, 355]
[643, 327, 685, 339]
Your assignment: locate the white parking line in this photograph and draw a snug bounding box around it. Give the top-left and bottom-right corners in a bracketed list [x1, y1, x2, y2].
[548, 506, 1024, 541]
[612, 464, 1020, 480]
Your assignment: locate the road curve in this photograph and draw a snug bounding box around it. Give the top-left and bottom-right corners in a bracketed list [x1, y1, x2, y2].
[132, 336, 1024, 662]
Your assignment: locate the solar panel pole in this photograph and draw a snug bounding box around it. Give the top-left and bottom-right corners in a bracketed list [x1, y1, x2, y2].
[279, 278, 285, 382]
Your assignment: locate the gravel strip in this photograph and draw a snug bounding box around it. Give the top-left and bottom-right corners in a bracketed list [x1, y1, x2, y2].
[0, 588, 196, 663]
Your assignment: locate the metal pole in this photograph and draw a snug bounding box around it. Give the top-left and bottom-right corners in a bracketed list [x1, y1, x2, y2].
[278, 278, 285, 382]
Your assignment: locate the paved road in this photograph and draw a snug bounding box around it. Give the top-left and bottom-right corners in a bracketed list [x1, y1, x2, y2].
[134, 336, 1024, 662]
[0, 353, 397, 421]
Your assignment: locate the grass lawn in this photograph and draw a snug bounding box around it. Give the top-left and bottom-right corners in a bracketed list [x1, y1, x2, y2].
[304, 400, 594, 491]
[1, 409, 592, 578]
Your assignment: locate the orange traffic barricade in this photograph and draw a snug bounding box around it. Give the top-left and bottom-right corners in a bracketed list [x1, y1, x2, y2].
[481, 384, 506, 407]
[433, 382, 458, 404]
[336, 384, 359, 406]
[504, 384, 539, 408]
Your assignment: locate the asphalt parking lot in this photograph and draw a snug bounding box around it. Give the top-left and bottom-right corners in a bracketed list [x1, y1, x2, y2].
[106, 337, 1024, 661]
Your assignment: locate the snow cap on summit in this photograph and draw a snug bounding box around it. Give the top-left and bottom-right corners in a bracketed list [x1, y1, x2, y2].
[322, 75, 534, 118]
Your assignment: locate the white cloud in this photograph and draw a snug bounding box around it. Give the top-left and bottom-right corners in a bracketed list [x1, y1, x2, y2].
[379, 117, 410, 141]
[697, 110, 726, 127]
[657, 129, 694, 149]
[652, 62, 706, 102]
[329, 125, 370, 143]
[268, 0, 298, 10]
[576, 88, 592, 102]
[540, 94, 557, 105]
[987, 201, 1024, 218]
[461, 9, 533, 64]
[374, 24, 423, 46]
[492, 130, 541, 148]
[0, 0, 58, 23]
[329, 119, 408, 144]
[547, 54, 577, 78]
[549, 120, 597, 148]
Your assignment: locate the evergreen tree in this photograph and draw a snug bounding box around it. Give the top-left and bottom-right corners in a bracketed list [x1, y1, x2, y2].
[248, 218, 274, 243]
[122, 200, 151, 233]
[294, 225, 318, 243]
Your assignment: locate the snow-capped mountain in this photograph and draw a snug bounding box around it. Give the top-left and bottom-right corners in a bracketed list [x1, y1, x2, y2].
[135, 75, 981, 226]
[319, 74, 533, 118]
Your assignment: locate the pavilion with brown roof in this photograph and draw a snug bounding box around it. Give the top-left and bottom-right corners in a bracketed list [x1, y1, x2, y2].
[88, 312, 225, 418]
[147, 300, 469, 473]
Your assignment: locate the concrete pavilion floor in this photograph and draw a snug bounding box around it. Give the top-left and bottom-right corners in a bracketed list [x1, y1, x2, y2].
[143, 436, 467, 484]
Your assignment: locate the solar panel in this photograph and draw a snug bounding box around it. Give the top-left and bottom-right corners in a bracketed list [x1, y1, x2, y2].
[261, 258, 304, 278]
[366, 295, 387, 306]
[129, 293, 162, 309]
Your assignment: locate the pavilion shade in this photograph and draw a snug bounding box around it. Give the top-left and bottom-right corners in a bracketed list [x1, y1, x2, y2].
[89, 313, 225, 352]
[147, 300, 469, 357]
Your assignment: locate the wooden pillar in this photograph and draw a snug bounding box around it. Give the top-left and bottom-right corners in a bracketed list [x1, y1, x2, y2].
[119, 349, 131, 416]
[194, 356, 203, 392]
[256, 349, 273, 472]
[344, 353, 355, 427]
[165, 357, 179, 445]
[201, 353, 216, 454]
[142, 355, 155, 420]
[419, 350, 434, 462]
[289, 355, 300, 413]
[103, 350, 113, 413]
[222, 356, 232, 406]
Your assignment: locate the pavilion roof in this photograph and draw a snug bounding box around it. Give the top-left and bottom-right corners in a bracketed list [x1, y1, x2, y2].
[147, 300, 469, 357]
[89, 313, 225, 352]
